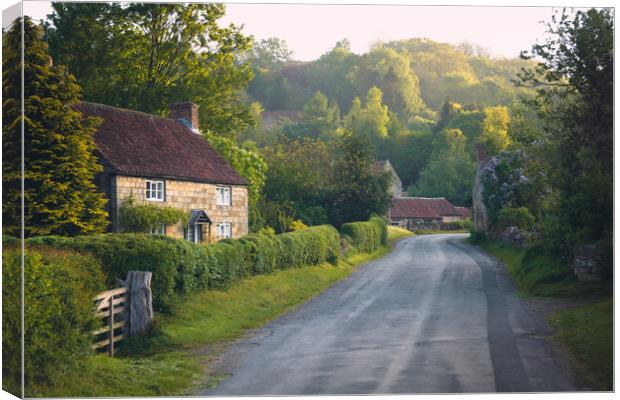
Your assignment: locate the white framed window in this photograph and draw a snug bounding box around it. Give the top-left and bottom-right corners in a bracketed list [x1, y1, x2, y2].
[216, 223, 231, 239]
[216, 186, 231, 205]
[146, 180, 164, 201]
[150, 224, 166, 235]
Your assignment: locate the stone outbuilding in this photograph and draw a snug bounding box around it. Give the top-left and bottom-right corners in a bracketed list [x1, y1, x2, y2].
[372, 159, 403, 198]
[77, 101, 248, 243]
[388, 197, 464, 231]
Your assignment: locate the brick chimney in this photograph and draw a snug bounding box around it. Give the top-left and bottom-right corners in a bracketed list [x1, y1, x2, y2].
[170, 102, 200, 133]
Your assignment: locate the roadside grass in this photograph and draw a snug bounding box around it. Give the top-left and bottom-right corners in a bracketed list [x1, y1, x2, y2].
[549, 298, 613, 391]
[42, 227, 413, 397]
[474, 238, 610, 299]
[473, 237, 612, 391]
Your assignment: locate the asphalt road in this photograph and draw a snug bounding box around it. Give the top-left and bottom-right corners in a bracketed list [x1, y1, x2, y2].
[204, 234, 576, 395]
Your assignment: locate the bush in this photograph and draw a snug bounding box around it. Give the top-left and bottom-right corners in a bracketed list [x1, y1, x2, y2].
[340, 217, 387, 253]
[27, 234, 201, 312]
[497, 207, 535, 231]
[23, 223, 344, 312]
[275, 225, 340, 269]
[2, 247, 105, 396]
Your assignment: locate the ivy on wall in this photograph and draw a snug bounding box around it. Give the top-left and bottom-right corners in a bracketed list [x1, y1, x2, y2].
[119, 196, 188, 233]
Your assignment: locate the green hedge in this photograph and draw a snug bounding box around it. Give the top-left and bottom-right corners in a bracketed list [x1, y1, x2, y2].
[25, 225, 341, 312]
[2, 247, 105, 396]
[26, 234, 200, 312]
[340, 216, 388, 253]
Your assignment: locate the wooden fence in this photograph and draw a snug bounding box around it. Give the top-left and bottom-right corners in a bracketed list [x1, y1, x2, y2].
[92, 286, 129, 356]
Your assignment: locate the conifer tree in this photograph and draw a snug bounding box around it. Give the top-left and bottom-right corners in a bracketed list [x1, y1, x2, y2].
[2, 17, 109, 237]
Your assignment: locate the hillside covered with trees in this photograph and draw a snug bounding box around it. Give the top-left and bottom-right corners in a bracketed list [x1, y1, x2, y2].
[240, 36, 537, 216]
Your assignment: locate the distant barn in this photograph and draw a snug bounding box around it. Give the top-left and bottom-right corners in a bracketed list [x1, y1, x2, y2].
[388, 197, 467, 231]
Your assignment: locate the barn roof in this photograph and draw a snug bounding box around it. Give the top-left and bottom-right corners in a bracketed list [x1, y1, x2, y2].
[455, 206, 470, 219]
[76, 102, 247, 186]
[390, 197, 461, 219]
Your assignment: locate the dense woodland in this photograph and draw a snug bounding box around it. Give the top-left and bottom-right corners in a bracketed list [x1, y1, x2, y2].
[3, 5, 613, 272]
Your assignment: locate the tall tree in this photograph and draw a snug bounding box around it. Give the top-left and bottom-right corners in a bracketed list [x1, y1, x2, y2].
[518, 8, 613, 260]
[478, 105, 511, 155]
[328, 132, 392, 227]
[260, 138, 333, 228]
[47, 3, 254, 137]
[245, 37, 294, 69]
[283, 91, 340, 141]
[408, 129, 475, 206]
[344, 86, 390, 148]
[2, 17, 109, 237]
[348, 46, 426, 119]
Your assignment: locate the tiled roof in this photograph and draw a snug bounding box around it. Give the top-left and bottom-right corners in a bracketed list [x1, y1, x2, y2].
[390, 197, 461, 219]
[76, 102, 247, 186]
[455, 206, 470, 219]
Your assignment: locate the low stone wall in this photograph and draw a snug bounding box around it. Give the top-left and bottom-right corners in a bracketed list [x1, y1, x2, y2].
[392, 219, 464, 232]
[573, 245, 603, 282]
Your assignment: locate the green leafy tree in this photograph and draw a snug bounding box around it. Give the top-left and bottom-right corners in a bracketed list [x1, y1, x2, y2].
[47, 3, 254, 137]
[344, 87, 390, 148]
[328, 132, 392, 227]
[283, 91, 340, 141]
[2, 18, 108, 237]
[348, 46, 426, 119]
[518, 8, 613, 262]
[308, 40, 359, 111]
[245, 37, 294, 69]
[508, 99, 544, 147]
[206, 135, 268, 231]
[260, 138, 333, 229]
[478, 105, 511, 155]
[408, 129, 476, 206]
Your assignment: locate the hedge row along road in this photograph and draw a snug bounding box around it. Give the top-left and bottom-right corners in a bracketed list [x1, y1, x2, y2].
[202, 234, 576, 395]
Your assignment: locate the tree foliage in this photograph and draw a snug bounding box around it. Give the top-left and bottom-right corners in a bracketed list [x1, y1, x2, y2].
[2, 17, 109, 237]
[282, 91, 340, 141]
[206, 135, 268, 231]
[408, 128, 475, 206]
[478, 105, 511, 155]
[328, 132, 392, 227]
[47, 2, 254, 137]
[517, 8, 613, 260]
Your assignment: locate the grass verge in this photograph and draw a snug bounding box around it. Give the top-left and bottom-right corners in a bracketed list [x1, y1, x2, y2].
[42, 227, 413, 397]
[549, 298, 613, 391]
[472, 237, 612, 391]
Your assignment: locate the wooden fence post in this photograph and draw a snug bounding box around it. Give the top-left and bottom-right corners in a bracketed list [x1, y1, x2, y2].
[108, 296, 114, 356]
[123, 271, 153, 336]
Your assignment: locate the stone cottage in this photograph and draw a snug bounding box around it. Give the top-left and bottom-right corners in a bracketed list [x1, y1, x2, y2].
[388, 197, 463, 231]
[77, 101, 248, 243]
[372, 160, 403, 198]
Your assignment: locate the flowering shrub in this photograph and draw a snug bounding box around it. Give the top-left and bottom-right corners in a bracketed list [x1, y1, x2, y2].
[480, 149, 536, 227]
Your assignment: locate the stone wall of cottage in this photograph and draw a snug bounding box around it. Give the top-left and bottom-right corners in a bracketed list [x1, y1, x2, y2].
[111, 175, 248, 242]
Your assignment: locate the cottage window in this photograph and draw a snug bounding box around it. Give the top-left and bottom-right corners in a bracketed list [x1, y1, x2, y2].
[146, 180, 164, 201]
[216, 223, 231, 239]
[150, 224, 166, 235]
[216, 186, 231, 205]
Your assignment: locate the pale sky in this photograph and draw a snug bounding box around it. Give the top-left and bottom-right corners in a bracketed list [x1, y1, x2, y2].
[5, 1, 606, 61]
